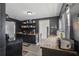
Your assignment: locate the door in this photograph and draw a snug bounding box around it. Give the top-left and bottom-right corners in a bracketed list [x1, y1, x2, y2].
[39, 20, 50, 40]
[5, 21, 16, 41]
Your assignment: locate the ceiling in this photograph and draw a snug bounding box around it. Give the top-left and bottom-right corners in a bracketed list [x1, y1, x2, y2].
[6, 3, 63, 21]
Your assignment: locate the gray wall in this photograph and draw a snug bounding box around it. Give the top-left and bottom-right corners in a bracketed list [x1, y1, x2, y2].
[0, 3, 6, 56]
[50, 17, 58, 35]
[70, 4, 79, 41]
[70, 3, 79, 53]
[34, 17, 59, 35]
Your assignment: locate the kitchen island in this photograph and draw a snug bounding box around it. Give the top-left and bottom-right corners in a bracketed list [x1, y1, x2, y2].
[39, 36, 78, 56]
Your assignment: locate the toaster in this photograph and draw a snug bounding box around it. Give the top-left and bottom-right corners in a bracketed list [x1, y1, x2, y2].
[59, 39, 74, 50]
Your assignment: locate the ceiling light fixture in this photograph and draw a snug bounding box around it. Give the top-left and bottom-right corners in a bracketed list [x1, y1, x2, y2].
[24, 10, 32, 15]
[27, 11, 32, 15]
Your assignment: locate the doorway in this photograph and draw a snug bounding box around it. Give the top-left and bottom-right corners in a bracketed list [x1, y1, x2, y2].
[5, 21, 16, 41]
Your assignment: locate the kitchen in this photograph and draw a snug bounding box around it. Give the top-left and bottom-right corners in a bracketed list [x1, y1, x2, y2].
[0, 3, 79, 56]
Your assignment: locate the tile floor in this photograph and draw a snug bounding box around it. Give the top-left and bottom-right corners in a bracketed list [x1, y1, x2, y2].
[22, 42, 42, 56]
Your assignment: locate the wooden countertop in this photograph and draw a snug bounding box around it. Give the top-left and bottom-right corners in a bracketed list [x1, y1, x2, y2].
[16, 32, 38, 35]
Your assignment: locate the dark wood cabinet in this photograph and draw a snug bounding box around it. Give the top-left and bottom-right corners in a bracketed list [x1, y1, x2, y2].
[16, 34, 37, 44]
[41, 47, 78, 56]
[20, 20, 36, 34]
[16, 20, 38, 44]
[23, 35, 36, 44]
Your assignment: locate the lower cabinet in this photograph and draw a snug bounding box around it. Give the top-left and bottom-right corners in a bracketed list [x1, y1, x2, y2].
[23, 35, 36, 44]
[41, 47, 78, 56]
[16, 34, 38, 44]
[6, 39, 23, 56]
